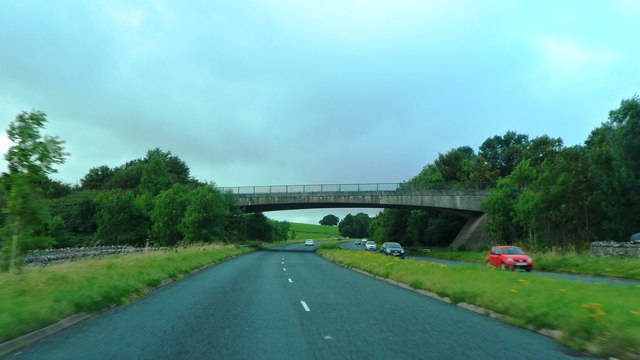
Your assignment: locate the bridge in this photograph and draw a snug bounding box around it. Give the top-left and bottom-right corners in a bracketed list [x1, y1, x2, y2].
[220, 183, 491, 249]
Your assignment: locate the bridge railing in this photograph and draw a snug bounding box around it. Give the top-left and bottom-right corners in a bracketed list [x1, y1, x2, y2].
[219, 182, 490, 195]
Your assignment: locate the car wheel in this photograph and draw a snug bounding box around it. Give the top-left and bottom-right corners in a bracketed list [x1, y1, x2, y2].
[500, 263, 507, 270]
[525, 268, 532, 272]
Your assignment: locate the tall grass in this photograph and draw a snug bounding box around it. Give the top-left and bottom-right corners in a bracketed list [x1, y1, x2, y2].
[319, 249, 640, 359]
[0, 244, 252, 343]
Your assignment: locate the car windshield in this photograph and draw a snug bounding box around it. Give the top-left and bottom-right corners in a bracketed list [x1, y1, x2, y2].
[502, 247, 525, 255]
[366, 241, 375, 245]
[386, 242, 402, 248]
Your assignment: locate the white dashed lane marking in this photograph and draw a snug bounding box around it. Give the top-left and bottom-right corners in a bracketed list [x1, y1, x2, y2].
[300, 301, 311, 312]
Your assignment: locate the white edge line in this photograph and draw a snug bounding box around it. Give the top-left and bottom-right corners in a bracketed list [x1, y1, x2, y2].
[288, 278, 293, 283]
[300, 300, 311, 312]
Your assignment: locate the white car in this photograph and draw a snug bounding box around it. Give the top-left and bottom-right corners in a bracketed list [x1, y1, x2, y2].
[365, 241, 376, 251]
[305, 239, 314, 246]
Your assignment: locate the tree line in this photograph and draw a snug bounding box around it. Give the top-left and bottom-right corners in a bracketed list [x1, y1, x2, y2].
[0, 111, 289, 271]
[3, 95, 639, 269]
[366, 96, 640, 250]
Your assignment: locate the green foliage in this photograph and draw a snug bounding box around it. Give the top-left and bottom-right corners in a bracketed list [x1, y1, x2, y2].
[95, 190, 150, 246]
[434, 146, 476, 183]
[270, 220, 291, 242]
[370, 209, 409, 243]
[409, 164, 445, 186]
[478, 131, 530, 183]
[587, 95, 640, 241]
[80, 165, 114, 190]
[48, 190, 99, 240]
[179, 185, 229, 244]
[150, 184, 191, 246]
[139, 149, 179, 195]
[242, 212, 272, 242]
[5, 110, 67, 179]
[2, 110, 67, 272]
[338, 213, 371, 238]
[319, 214, 339, 226]
[47, 215, 67, 247]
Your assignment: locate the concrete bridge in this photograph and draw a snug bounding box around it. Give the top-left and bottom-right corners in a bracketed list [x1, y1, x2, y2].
[220, 183, 490, 249]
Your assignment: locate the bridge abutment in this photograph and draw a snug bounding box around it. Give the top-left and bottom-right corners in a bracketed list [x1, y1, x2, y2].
[449, 213, 488, 251]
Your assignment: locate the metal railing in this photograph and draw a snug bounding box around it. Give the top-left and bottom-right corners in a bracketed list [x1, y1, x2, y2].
[219, 182, 490, 195]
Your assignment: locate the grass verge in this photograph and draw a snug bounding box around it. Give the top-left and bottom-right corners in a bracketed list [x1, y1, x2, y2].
[319, 248, 640, 360]
[288, 223, 340, 240]
[415, 247, 640, 280]
[0, 244, 253, 344]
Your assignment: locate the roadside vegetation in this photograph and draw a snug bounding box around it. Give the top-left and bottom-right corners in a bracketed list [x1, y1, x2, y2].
[0, 244, 253, 344]
[0, 110, 290, 273]
[319, 248, 640, 360]
[367, 96, 640, 251]
[288, 223, 340, 240]
[412, 247, 640, 280]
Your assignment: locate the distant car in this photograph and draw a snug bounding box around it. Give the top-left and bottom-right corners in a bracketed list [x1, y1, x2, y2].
[487, 246, 533, 271]
[359, 238, 367, 245]
[380, 242, 405, 258]
[354, 239, 360, 245]
[305, 239, 314, 246]
[631, 233, 640, 242]
[365, 241, 376, 251]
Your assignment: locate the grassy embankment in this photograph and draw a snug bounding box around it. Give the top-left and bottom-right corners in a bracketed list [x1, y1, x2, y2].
[415, 247, 640, 280]
[318, 247, 640, 359]
[0, 244, 253, 344]
[288, 223, 340, 240]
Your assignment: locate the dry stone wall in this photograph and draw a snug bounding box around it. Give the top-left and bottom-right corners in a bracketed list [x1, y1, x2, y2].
[23, 246, 166, 266]
[590, 241, 640, 257]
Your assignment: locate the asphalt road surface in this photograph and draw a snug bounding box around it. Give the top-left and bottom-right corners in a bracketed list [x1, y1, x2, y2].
[8, 243, 593, 359]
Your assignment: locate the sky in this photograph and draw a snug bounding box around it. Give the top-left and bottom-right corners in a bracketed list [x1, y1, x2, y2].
[1, 0, 639, 224]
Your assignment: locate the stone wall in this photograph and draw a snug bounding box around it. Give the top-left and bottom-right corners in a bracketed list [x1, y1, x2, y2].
[590, 241, 640, 257]
[23, 246, 167, 266]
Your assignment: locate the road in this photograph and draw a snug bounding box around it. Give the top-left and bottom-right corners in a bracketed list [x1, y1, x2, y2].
[8, 243, 592, 359]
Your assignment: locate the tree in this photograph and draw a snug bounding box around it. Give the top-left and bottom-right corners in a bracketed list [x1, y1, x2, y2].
[95, 189, 149, 246]
[150, 184, 191, 246]
[80, 165, 114, 190]
[242, 212, 272, 242]
[338, 213, 371, 238]
[319, 214, 339, 226]
[433, 146, 476, 184]
[2, 110, 67, 272]
[587, 95, 640, 240]
[271, 220, 290, 242]
[369, 209, 409, 243]
[48, 190, 99, 247]
[477, 131, 530, 184]
[179, 185, 229, 244]
[140, 149, 189, 195]
[406, 164, 445, 189]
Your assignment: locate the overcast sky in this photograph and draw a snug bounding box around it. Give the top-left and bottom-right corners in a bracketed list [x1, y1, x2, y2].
[1, 1, 639, 224]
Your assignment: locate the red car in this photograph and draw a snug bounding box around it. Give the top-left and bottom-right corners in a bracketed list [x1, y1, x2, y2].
[487, 246, 533, 272]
